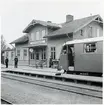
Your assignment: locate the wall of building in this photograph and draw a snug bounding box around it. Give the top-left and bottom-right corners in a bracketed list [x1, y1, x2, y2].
[47, 21, 103, 68]
[74, 41, 103, 73]
[29, 47, 47, 67]
[47, 35, 73, 67]
[4, 50, 15, 65]
[28, 25, 48, 44]
[73, 21, 103, 39]
[15, 42, 29, 66]
[27, 24, 54, 67]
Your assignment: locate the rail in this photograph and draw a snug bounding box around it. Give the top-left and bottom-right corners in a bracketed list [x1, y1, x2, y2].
[1, 72, 102, 99]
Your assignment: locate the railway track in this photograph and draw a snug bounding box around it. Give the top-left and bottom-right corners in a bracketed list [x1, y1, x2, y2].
[1, 72, 102, 99]
[1, 98, 12, 104]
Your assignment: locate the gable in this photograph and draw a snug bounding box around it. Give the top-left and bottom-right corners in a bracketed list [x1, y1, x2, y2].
[73, 20, 103, 40]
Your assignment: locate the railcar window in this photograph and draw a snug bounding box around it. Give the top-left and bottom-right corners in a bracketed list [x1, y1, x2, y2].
[84, 43, 96, 53]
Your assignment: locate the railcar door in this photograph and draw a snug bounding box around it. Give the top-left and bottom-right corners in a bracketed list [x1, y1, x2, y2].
[67, 45, 74, 71]
[59, 44, 74, 71]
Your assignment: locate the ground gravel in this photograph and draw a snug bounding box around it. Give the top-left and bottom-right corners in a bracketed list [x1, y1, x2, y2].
[1, 77, 102, 104]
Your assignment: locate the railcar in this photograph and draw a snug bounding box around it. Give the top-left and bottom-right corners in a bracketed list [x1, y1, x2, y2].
[58, 37, 103, 76]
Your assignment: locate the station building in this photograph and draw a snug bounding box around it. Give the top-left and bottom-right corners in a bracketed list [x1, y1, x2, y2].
[5, 14, 103, 67]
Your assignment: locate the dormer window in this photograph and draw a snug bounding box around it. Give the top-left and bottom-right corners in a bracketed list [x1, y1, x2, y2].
[31, 33, 34, 41]
[88, 26, 93, 38]
[97, 28, 100, 37]
[42, 30, 46, 39]
[36, 31, 40, 40]
[80, 29, 83, 36]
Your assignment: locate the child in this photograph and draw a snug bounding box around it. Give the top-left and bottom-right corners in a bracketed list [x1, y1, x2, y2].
[55, 66, 65, 75]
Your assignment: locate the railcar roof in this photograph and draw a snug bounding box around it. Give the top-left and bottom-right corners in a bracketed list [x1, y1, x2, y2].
[63, 37, 103, 46]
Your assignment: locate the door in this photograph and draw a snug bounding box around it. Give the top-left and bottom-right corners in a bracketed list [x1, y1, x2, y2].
[67, 45, 74, 71]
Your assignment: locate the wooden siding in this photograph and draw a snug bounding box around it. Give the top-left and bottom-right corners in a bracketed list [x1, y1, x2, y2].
[15, 42, 29, 66]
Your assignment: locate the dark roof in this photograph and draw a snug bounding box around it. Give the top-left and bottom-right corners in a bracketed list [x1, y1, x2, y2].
[23, 19, 61, 33]
[10, 34, 29, 44]
[44, 15, 102, 38]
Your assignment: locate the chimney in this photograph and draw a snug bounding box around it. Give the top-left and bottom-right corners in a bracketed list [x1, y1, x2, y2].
[66, 15, 74, 22]
[47, 21, 52, 23]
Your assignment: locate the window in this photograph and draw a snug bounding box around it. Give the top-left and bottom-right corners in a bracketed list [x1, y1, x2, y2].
[17, 50, 20, 56]
[41, 48, 46, 60]
[97, 28, 100, 37]
[24, 49, 27, 56]
[11, 52, 14, 59]
[31, 33, 34, 41]
[36, 50, 39, 60]
[6, 52, 8, 57]
[41, 30, 46, 39]
[80, 30, 83, 36]
[88, 26, 93, 38]
[51, 47, 56, 59]
[30, 53, 34, 59]
[84, 43, 96, 53]
[36, 31, 40, 40]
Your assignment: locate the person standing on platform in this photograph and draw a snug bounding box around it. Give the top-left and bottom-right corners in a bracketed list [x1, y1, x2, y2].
[5, 57, 9, 68]
[14, 56, 18, 68]
[49, 56, 53, 68]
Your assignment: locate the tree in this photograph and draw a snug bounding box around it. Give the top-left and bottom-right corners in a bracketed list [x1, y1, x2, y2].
[1, 35, 8, 51]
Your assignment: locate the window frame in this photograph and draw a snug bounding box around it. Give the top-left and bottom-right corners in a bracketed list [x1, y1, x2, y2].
[51, 47, 56, 59]
[84, 42, 97, 53]
[23, 49, 27, 56]
[88, 26, 93, 38]
[30, 52, 35, 59]
[36, 31, 40, 40]
[6, 51, 8, 57]
[41, 48, 46, 60]
[17, 50, 20, 56]
[41, 30, 46, 39]
[11, 51, 14, 59]
[31, 33, 35, 41]
[97, 28, 100, 37]
[36, 50, 39, 60]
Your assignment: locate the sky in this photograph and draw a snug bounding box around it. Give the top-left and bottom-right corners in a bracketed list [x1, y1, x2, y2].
[0, 0, 103, 45]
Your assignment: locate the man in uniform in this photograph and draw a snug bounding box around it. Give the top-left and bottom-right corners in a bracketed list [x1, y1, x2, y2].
[14, 56, 18, 68]
[5, 57, 9, 68]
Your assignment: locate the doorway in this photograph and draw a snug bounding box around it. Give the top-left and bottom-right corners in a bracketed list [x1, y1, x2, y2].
[67, 45, 74, 67]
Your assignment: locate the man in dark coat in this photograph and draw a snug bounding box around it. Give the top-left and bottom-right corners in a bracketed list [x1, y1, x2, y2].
[14, 56, 18, 68]
[5, 57, 9, 68]
[49, 56, 53, 68]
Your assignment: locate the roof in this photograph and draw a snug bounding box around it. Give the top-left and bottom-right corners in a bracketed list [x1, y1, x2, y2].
[63, 36, 103, 46]
[23, 19, 61, 33]
[24, 43, 47, 48]
[10, 34, 29, 44]
[45, 15, 102, 38]
[2, 47, 15, 51]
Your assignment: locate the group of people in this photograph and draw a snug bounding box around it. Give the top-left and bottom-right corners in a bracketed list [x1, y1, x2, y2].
[5, 56, 18, 68]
